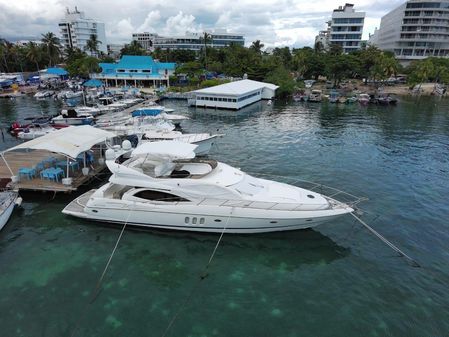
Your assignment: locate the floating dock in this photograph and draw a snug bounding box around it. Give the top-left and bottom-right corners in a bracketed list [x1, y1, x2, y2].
[0, 126, 116, 193]
[0, 147, 106, 192]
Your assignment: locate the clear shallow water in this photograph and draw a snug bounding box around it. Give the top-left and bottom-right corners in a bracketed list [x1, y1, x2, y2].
[0, 96, 448, 336]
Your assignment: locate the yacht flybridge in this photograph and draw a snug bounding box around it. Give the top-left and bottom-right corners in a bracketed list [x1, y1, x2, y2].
[63, 141, 356, 233]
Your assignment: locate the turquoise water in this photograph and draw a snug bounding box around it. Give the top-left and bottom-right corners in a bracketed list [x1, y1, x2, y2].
[0, 96, 448, 336]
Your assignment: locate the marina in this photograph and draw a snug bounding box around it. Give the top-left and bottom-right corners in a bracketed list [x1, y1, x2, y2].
[1, 0, 449, 334]
[0, 95, 448, 336]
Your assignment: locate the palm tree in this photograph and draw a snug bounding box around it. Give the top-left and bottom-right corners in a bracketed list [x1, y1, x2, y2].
[314, 41, 324, 54]
[41, 32, 61, 67]
[0, 38, 10, 72]
[381, 55, 399, 79]
[25, 42, 41, 72]
[200, 32, 212, 70]
[250, 40, 264, 54]
[85, 34, 101, 57]
[416, 59, 435, 90]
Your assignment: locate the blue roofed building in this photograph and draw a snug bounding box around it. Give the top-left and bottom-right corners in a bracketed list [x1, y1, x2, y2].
[91, 55, 176, 88]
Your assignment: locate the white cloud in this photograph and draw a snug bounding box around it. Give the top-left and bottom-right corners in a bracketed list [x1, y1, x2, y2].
[137, 10, 161, 33]
[0, 0, 405, 48]
[164, 11, 202, 36]
[107, 18, 135, 42]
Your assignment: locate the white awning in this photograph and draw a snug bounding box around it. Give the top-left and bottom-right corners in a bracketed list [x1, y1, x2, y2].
[3, 126, 116, 159]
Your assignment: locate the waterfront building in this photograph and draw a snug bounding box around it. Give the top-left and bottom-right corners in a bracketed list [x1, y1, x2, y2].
[132, 32, 158, 51]
[188, 79, 278, 110]
[107, 44, 125, 58]
[59, 7, 107, 54]
[328, 3, 365, 53]
[91, 55, 175, 88]
[315, 22, 331, 50]
[368, 0, 449, 63]
[132, 30, 245, 52]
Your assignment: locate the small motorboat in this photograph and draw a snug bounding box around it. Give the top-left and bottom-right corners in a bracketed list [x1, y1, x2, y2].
[0, 190, 21, 231]
[52, 109, 94, 126]
[329, 90, 340, 103]
[17, 125, 58, 140]
[358, 94, 370, 105]
[308, 90, 322, 102]
[34, 90, 55, 99]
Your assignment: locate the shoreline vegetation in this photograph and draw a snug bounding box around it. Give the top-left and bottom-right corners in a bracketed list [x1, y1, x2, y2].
[1, 34, 448, 98]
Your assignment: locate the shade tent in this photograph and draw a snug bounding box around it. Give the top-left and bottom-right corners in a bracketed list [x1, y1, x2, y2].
[3, 126, 115, 159]
[83, 79, 103, 87]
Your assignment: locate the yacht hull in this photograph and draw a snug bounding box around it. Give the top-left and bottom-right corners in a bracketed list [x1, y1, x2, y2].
[63, 191, 352, 234]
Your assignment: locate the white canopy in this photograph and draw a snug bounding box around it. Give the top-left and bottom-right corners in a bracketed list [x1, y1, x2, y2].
[4, 125, 115, 159]
[131, 140, 197, 161]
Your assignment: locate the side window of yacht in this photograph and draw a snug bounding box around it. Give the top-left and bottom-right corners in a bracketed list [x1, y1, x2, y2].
[133, 190, 190, 202]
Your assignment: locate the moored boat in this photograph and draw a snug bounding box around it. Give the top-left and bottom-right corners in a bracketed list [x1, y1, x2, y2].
[62, 141, 356, 233]
[0, 190, 21, 231]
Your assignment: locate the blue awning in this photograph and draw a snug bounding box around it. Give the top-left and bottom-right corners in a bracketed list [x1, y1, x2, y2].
[46, 68, 68, 76]
[83, 79, 104, 87]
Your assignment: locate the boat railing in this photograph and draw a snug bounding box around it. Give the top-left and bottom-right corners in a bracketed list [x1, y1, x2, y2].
[192, 197, 351, 211]
[141, 187, 365, 211]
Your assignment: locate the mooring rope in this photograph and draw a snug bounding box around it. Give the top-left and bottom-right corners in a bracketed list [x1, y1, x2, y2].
[161, 209, 233, 337]
[69, 206, 134, 337]
[350, 212, 420, 268]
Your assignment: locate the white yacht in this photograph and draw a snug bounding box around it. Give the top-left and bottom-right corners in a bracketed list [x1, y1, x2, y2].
[63, 142, 355, 233]
[0, 191, 21, 231]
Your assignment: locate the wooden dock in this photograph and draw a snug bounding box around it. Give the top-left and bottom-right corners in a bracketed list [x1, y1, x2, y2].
[0, 147, 107, 193]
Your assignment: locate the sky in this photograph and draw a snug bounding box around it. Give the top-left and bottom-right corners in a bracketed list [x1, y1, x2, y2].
[0, 0, 405, 48]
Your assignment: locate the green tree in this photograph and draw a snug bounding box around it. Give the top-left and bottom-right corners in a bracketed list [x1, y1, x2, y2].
[41, 32, 61, 66]
[85, 34, 101, 57]
[200, 32, 212, 70]
[66, 55, 100, 77]
[25, 42, 42, 72]
[250, 40, 264, 55]
[264, 66, 296, 97]
[120, 41, 147, 57]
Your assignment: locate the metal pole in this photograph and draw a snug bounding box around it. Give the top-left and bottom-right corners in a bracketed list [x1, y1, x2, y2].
[1, 153, 14, 176]
[66, 157, 70, 178]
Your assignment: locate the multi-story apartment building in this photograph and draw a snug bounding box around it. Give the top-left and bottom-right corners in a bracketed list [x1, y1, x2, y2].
[132, 32, 158, 51]
[131, 30, 245, 52]
[59, 7, 107, 54]
[107, 44, 125, 58]
[329, 3, 365, 53]
[369, 0, 449, 63]
[315, 22, 331, 50]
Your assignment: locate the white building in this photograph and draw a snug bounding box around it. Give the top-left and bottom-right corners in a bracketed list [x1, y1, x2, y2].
[329, 3, 365, 53]
[132, 32, 158, 51]
[107, 44, 125, 58]
[188, 79, 278, 110]
[315, 22, 331, 50]
[59, 7, 107, 54]
[132, 30, 245, 52]
[368, 0, 449, 63]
